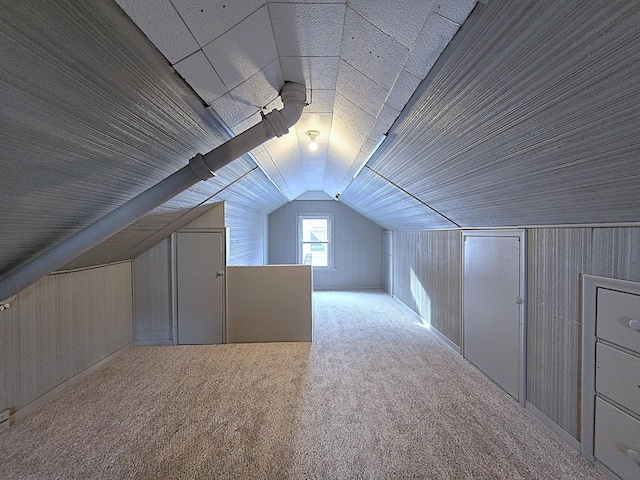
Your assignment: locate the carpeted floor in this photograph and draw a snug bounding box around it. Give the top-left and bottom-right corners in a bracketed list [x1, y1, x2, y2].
[1, 290, 604, 479]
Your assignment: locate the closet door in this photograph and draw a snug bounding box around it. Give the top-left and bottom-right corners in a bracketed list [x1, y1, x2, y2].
[463, 231, 526, 402]
[176, 231, 225, 345]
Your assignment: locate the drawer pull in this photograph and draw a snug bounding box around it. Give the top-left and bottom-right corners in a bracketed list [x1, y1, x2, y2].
[629, 449, 640, 466]
[630, 319, 640, 332]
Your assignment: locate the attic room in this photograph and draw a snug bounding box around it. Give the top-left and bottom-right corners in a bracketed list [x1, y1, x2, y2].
[0, 0, 639, 478]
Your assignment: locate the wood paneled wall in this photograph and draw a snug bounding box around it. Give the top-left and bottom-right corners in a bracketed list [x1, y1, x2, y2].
[0, 262, 133, 415]
[392, 230, 461, 346]
[224, 203, 265, 266]
[392, 225, 640, 442]
[132, 203, 225, 344]
[527, 226, 640, 441]
[268, 200, 383, 290]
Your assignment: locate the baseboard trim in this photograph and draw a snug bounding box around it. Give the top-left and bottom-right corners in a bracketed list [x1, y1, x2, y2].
[525, 401, 581, 453]
[392, 295, 461, 354]
[135, 339, 174, 346]
[11, 342, 134, 425]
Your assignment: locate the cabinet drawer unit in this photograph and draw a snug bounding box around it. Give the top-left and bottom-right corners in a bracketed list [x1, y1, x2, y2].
[594, 398, 640, 480]
[596, 342, 640, 414]
[596, 288, 640, 354]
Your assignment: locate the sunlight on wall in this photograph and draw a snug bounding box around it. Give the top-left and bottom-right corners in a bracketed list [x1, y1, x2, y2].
[410, 267, 432, 330]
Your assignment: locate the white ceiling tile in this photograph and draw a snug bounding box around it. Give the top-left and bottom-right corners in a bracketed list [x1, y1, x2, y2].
[230, 59, 284, 118]
[334, 94, 376, 142]
[369, 103, 401, 141]
[341, 8, 409, 90]
[335, 60, 388, 118]
[386, 69, 422, 112]
[349, 0, 437, 48]
[202, 6, 278, 90]
[209, 93, 246, 128]
[346, 150, 369, 178]
[173, 51, 228, 104]
[405, 13, 460, 78]
[279, 56, 339, 90]
[434, 0, 477, 25]
[269, 3, 345, 57]
[305, 89, 336, 113]
[171, 0, 264, 47]
[230, 112, 262, 135]
[116, 0, 200, 63]
[264, 128, 301, 168]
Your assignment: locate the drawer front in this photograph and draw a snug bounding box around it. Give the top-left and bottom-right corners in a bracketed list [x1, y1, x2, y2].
[595, 398, 640, 480]
[597, 288, 640, 354]
[596, 342, 640, 414]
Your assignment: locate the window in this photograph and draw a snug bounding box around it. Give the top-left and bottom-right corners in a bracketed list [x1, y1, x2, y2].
[299, 214, 333, 268]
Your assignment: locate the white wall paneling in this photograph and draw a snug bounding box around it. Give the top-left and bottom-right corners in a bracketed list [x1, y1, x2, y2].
[527, 226, 640, 441]
[0, 262, 133, 419]
[392, 230, 461, 347]
[268, 200, 383, 290]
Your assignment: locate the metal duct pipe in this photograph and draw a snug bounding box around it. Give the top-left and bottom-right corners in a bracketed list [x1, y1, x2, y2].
[0, 82, 306, 301]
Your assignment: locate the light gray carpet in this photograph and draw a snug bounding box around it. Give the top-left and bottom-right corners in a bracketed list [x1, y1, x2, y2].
[1, 290, 604, 479]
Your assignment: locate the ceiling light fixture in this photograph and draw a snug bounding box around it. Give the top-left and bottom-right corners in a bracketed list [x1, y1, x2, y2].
[306, 130, 320, 152]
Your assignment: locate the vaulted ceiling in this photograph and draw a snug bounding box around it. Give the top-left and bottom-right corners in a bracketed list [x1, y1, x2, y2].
[116, 0, 477, 199]
[1, 0, 638, 283]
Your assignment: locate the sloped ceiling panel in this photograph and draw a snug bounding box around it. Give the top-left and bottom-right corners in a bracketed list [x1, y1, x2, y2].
[367, 0, 640, 227]
[212, 168, 287, 214]
[0, 1, 284, 277]
[340, 168, 456, 231]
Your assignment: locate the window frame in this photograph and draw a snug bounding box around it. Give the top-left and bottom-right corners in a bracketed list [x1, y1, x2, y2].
[298, 213, 334, 269]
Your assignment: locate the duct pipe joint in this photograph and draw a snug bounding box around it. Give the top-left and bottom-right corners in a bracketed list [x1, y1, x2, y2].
[261, 110, 288, 139]
[189, 153, 216, 180]
[261, 83, 307, 139]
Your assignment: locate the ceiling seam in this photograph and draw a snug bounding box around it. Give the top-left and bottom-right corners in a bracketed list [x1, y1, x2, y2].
[365, 166, 461, 228]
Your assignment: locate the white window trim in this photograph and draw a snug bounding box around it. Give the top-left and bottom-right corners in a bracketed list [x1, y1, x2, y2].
[298, 213, 334, 269]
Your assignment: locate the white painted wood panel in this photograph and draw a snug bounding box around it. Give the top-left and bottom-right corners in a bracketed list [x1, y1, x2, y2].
[392, 230, 461, 346]
[0, 262, 133, 415]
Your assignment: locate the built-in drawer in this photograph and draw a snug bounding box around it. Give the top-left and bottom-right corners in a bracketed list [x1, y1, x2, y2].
[595, 398, 640, 480]
[597, 288, 640, 355]
[596, 342, 640, 414]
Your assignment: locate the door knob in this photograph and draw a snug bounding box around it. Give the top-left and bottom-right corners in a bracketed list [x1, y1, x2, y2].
[513, 297, 523, 305]
[216, 270, 224, 277]
[629, 320, 640, 332]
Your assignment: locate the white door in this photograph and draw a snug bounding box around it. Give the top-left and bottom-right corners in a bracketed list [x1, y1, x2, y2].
[383, 231, 393, 295]
[176, 231, 225, 344]
[463, 231, 525, 402]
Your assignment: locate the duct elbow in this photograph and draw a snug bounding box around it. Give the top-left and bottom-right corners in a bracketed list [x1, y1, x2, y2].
[279, 82, 307, 128]
[259, 82, 306, 139]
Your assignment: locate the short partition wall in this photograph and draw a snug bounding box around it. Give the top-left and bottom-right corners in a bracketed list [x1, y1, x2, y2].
[226, 265, 313, 343]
